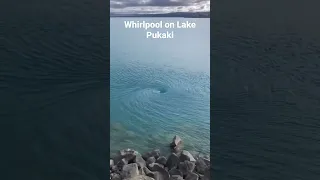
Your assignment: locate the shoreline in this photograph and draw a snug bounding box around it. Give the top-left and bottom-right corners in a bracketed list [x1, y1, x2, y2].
[110, 136, 210, 180]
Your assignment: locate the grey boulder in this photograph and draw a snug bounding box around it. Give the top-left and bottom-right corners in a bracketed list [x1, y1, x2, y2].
[180, 150, 196, 162]
[121, 163, 140, 179]
[166, 153, 179, 170]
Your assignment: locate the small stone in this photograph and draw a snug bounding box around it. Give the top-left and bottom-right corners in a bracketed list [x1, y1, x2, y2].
[156, 156, 167, 166]
[180, 150, 196, 162]
[168, 168, 182, 176]
[148, 163, 164, 172]
[121, 163, 139, 179]
[166, 153, 179, 170]
[178, 161, 195, 176]
[169, 175, 184, 180]
[185, 172, 199, 180]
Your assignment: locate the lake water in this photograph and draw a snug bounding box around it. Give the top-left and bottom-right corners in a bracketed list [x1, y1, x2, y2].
[110, 18, 210, 157]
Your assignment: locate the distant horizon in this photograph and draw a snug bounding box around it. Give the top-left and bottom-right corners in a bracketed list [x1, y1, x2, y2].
[110, 0, 210, 17]
[110, 11, 210, 18]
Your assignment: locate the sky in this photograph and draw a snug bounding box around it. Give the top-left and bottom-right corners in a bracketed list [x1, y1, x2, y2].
[110, 0, 210, 14]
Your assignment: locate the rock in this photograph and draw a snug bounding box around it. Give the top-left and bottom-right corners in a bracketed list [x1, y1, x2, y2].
[147, 156, 156, 165]
[178, 161, 195, 176]
[111, 165, 119, 173]
[120, 149, 139, 162]
[170, 136, 183, 153]
[121, 163, 140, 179]
[198, 174, 204, 180]
[168, 168, 182, 176]
[139, 167, 145, 176]
[123, 175, 155, 180]
[135, 154, 147, 169]
[153, 170, 170, 180]
[170, 135, 182, 148]
[156, 156, 167, 166]
[180, 150, 196, 162]
[195, 158, 208, 174]
[166, 153, 179, 170]
[185, 172, 199, 180]
[203, 168, 210, 180]
[169, 175, 184, 180]
[142, 152, 153, 161]
[143, 167, 155, 178]
[117, 158, 128, 170]
[202, 156, 210, 167]
[111, 173, 121, 180]
[151, 149, 161, 159]
[110, 159, 114, 168]
[148, 163, 164, 172]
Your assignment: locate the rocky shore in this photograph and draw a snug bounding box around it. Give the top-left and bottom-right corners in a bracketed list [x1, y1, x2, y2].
[110, 136, 210, 180]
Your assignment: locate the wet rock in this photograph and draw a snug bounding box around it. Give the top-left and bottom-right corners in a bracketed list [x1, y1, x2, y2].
[117, 158, 128, 170]
[168, 168, 182, 177]
[111, 173, 121, 180]
[139, 167, 145, 176]
[185, 172, 199, 180]
[120, 149, 139, 162]
[170, 135, 182, 148]
[135, 154, 147, 169]
[148, 163, 165, 172]
[156, 156, 167, 166]
[142, 152, 153, 161]
[110, 159, 114, 168]
[169, 175, 184, 180]
[121, 163, 139, 179]
[203, 168, 210, 180]
[124, 175, 155, 180]
[195, 158, 208, 174]
[166, 153, 179, 170]
[153, 170, 170, 180]
[151, 149, 161, 159]
[170, 136, 183, 153]
[180, 150, 196, 162]
[202, 156, 210, 167]
[143, 167, 155, 178]
[179, 161, 195, 176]
[111, 165, 119, 173]
[147, 157, 156, 165]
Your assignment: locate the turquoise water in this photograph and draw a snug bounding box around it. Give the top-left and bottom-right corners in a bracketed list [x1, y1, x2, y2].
[110, 18, 210, 156]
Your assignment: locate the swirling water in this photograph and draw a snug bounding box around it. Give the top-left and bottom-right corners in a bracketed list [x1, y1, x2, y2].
[110, 18, 210, 157]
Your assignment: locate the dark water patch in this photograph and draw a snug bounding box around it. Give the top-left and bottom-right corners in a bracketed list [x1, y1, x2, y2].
[1, 0, 109, 179]
[212, 0, 320, 179]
